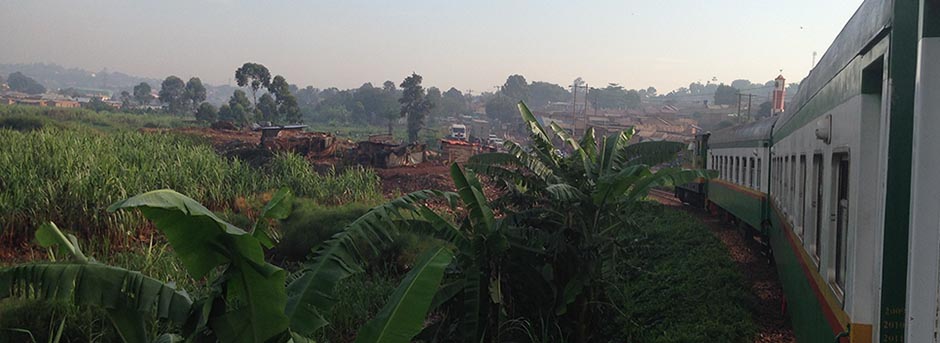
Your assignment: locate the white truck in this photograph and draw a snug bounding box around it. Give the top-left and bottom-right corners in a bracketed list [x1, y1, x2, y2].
[449, 124, 468, 141]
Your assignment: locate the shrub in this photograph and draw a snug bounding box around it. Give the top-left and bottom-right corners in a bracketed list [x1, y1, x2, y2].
[0, 116, 44, 131]
[275, 199, 373, 261]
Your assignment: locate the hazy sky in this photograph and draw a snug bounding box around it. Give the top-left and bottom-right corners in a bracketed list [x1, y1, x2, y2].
[0, 0, 863, 92]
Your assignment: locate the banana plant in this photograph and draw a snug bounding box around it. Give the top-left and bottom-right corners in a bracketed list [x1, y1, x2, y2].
[0, 222, 193, 343]
[468, 101, 716, 342]
[292, 163, 516, 343]
[2, 187, 454, 343]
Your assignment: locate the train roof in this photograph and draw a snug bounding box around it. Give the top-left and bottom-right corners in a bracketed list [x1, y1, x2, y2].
[778, 0, 892, 130]
[708, 116, 778, 149]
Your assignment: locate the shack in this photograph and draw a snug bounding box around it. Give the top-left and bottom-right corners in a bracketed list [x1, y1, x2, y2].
[351, 141, 427, 168]
[440, 138, 491, 163]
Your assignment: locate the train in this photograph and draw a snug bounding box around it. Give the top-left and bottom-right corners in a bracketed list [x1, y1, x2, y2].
[674, 0, 938, 342]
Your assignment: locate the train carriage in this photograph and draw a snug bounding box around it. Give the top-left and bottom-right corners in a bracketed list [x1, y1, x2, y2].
[692, 1, 937, 341]
[706, 117, 776, 233]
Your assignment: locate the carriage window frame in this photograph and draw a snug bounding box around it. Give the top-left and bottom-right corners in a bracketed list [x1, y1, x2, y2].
[829, 151, 850, 300]
[811, 153, 824, 267]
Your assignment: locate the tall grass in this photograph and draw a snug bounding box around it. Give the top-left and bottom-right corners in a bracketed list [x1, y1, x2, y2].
[0, 128, 380, 246]
[0, 104, 192, 132]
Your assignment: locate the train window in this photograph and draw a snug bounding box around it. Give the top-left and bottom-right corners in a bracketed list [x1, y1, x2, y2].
[721, 156, 728, 181]
[783, 156, 789, 212]
[735, 157, 741, 184]
[790, 155, 797, 218]
[721, 156, 728, 180]
[832, 153, 850, 292]
[749, 157, 755, 189]
[811, 154, 824, 264]
[798, 155, 807, 240]
[772, 157, 778, 200]
[756, 158, 761, 189]
[731, 156, 736, 183]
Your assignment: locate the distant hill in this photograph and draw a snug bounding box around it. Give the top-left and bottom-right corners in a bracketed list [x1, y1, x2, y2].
[0, 63, 237, 105]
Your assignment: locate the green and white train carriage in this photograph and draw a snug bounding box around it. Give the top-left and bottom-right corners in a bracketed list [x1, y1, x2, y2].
[687, 0, 938, 341]
[706, 117, 776, 233]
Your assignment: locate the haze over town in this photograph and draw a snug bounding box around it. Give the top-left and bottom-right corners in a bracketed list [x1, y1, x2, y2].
[1, 0, 863, 92]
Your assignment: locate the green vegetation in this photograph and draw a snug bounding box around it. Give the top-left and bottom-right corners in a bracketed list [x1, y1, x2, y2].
[2, 189, 452, 342]
[0, 108, 380, 244]
[0, 104, 192, 132]
[611, 202, 757, 342]
[0, 102, 756, 342]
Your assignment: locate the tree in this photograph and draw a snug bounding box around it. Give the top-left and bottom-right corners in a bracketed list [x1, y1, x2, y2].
[257, 93, 278, 122]
[528, 81, 569, 109]
[587, 84, 640, 110]
[646, 86, 657, 97]
[184, 77, 207, 112]
[217, 104, 234, 122]
[485, 96, 516, 121]
[6, 72, 46, 94]
[158, 76, 187, 114]
[235, 62, 271, 105]
[381, 82, 401, 134]
[757, 101, 773, 119]
[119, 91, 133, 109]
[399, 73, 434, 142]
[267, 75, 301, 123]
[195, 102, 218, 122]
[229, 89, 252, 110]
[85, 97, 113, 112]
[226, 90, 253, 124]
[731, 79, 754, 90]
[383, 80, 397, 93]
[434, 87, 468, 118]
[713, 84, 738, 106]
[426, 87, 442, 124]
[133, 82, 152, 106]
[501, 74, 529, 101]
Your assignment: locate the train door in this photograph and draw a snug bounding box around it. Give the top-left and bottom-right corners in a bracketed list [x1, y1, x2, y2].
[811, 154, 824, 263]
[831, 152, 850, 296]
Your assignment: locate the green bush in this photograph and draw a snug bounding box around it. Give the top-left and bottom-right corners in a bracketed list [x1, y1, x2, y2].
[608, 202, 757, 342]
[275, 199, 374, 261]
[312, 269, 399, 343]
[0, 116, 44, 131]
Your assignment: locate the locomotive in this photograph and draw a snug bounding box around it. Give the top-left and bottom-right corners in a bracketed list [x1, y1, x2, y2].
[675, 0, 939, 342]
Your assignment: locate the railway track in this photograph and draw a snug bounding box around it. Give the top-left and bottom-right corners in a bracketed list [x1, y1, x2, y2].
[648, 188, 682, 206]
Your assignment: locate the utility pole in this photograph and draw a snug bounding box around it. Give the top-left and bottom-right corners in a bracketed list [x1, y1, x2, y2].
[571, 83, 578, 118]
[747, 94, 753, 122]
[465, 89, 473, 113]
[582, 83, 589, 118]
[737, 93, 743, 122]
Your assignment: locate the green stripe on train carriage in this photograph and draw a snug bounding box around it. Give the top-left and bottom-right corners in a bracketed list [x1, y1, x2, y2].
[879, 0, 920, 341]
[707, 140, 768, 149]
[706, 182, 766, 230]
[771, 40, 889, 143]
[767, 206, 845, 343]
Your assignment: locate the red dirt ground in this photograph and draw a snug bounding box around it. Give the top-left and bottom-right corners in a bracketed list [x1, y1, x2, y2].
[374, 163, 455, 196]
[649, 189, 796, 343]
